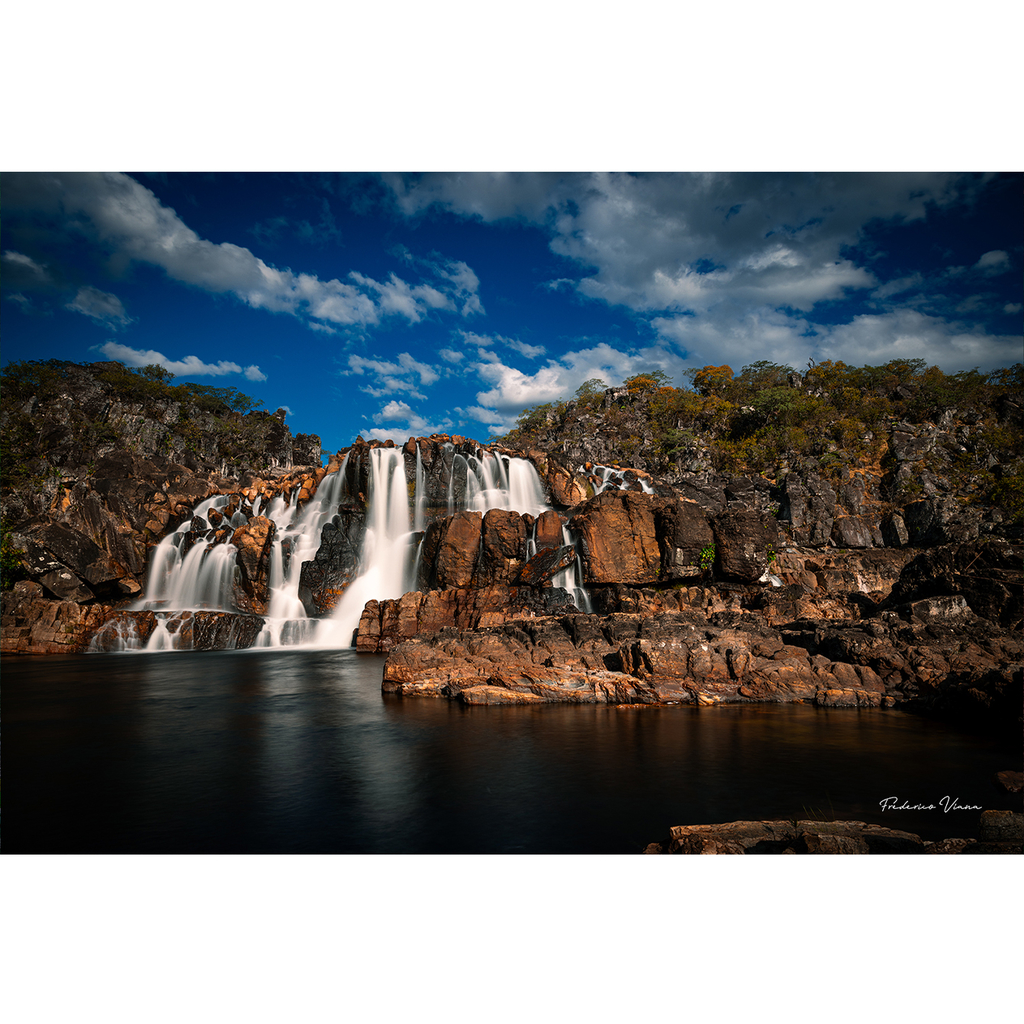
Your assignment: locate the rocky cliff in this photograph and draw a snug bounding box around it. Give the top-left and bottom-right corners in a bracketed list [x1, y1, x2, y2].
[1, 360, 322, 648]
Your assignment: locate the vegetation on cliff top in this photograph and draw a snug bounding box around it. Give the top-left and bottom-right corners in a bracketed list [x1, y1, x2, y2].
[0, 358, 282, 490]
[495, 358, 1024, 522]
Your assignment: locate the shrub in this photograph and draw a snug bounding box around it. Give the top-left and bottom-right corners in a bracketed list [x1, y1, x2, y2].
[991, 471, 1024, 523]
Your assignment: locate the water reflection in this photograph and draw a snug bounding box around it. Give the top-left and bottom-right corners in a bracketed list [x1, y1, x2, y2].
[4, 651, 1019, 853]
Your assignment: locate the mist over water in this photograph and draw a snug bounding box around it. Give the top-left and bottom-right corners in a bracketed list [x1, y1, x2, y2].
[4, 651, 1017, 853]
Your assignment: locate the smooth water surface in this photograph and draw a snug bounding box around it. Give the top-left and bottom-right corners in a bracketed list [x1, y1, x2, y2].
[3, 650, 1019, 853]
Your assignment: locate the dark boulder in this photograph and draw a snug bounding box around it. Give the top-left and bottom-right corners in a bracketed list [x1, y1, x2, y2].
[517, 544, 578, 586]
[712, 509, 779, 582]
[780, 472, 836, 547]
[655, 499, 714, 579]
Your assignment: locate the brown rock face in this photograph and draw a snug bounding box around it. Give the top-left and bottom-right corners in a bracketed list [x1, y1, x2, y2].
[570, 491, 661, 585]
[517, 545, 578, 586]
[231, 516, 276, 611]
[533, 509, 565, 551]
[356, 585, 579, 652]
[648, 820, 927, 855]
[545, 455, 590, 507]
[1, 592, 121, 654]
[423, 511, 483, 589]
[476, 509, 528, 586]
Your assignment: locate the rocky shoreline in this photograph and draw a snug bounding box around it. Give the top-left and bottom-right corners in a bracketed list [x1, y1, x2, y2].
[643, 809, 1024, 854]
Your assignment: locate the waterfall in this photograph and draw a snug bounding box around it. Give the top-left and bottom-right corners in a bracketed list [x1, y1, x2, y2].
[135, 495, 238, 613]
[128, 439, 594, 654]
[526, 519, 592, 614]
[466, 450, 547, 515]
[252, 458, 348, 648]
[551, 524, 592, 612]
[134, 461, 351, 652]
[413, 444, 425, 533]
[317, 447, 418, 648]
[87, 615, 142, 653]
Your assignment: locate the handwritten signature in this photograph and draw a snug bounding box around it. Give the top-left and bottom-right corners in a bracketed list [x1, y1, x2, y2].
[879, 796, 982, 813]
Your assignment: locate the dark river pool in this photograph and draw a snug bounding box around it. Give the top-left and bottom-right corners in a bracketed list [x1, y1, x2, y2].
[3, 649, 1019, 853]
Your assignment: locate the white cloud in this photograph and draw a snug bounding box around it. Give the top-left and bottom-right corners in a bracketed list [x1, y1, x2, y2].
[368, 398, 452, 441]
[66, 285, 131, 327]
[385, 172, 1018, 375]
[874, 273, 925, 300]
[2, 250, 49, 278]
[974, 250, 1010, 275]
[1004, 303, 1022, 314]
[382, 172, 566, 223]
[464, 340, 661, 430]
[6, 172, 483, 333]
[653, 305, 1021, 375]
[384, 172, 966, 320]
[99, 341, 267, 381]
[819, 309, 1022, 370]
[345, 352, 439, 397]
[438, 348, 464, 363]
[459, 330, 546, 360]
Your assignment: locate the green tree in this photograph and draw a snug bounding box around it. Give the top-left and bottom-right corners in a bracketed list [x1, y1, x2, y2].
[623, 370, 672, 394]
[574, 378, 607, 401]
[685, 364, 734, 397]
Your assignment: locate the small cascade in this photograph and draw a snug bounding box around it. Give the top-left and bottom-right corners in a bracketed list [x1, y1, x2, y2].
[465, 449, 548, 515]
[135, 495, 239, 612]
[413, 444, 426, 533]
[87, 615, 142, 653]
[144, 614, 180, 651]
[551, 524, 592, 613]
[526, 519, 592, 613]
[587, 464, 655, 495]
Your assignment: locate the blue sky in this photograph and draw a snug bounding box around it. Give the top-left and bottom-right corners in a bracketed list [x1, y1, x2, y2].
[2, 171, 1021, 458]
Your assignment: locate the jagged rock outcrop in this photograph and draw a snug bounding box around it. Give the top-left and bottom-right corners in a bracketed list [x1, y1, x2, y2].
[231, 516, 276, 612]
[711, 508, 778, 582]
[655, 499, 715, 580]
[297, 507, 366, 616]
[885, 539, 1023, 629]
[779, 472, 836, 547]
[372, 528, 1022, 734]
[355, 585, 578, 653]
[643, 812, 1024, 854]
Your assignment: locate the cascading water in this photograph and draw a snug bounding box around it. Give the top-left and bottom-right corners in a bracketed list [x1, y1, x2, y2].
[552, 525, 592, 612]
[127, 440, 594, 653]
[252, 458, 349, 647]
[136, 494, 240, 614]
[316, 447, 418, 648]
[587, 464, 655, 495]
